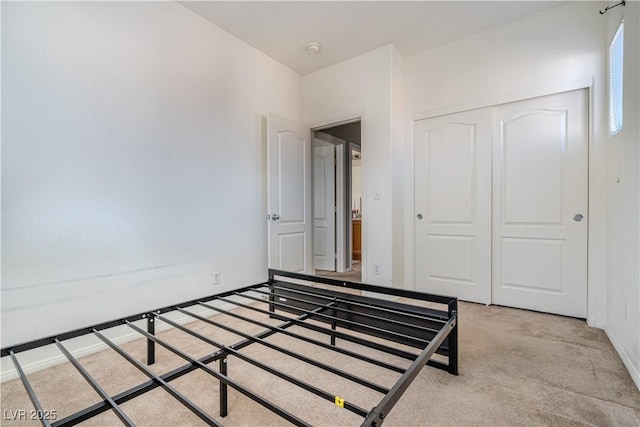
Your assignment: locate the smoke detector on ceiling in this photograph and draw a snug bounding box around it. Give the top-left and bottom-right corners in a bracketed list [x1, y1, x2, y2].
[306, 42, 321, 54]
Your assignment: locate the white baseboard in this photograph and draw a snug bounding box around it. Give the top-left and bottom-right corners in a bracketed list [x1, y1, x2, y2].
[1, 298, 248, 383]
[605, 326, 640, 391]
[587, 317, 607, 329]
[1, 331, 142, 383]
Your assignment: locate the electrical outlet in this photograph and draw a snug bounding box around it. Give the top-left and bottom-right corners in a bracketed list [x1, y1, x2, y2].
[213, 271, 221, 285]
[373, 264, 380, 275]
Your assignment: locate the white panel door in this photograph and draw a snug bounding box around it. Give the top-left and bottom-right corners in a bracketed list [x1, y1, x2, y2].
[313, 141, 336, 271]
[267, 113, 312, 273]
[492, 89, 588, 317]
[414, 108, 492, 303]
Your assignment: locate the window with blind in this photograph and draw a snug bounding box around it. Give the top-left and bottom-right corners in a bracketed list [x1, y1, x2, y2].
[609, 20, 624, 135]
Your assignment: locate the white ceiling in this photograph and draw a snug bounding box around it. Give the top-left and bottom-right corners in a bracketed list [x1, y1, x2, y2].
[180, 1, 568, 76]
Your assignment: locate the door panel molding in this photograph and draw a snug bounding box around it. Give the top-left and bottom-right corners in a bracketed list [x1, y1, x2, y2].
[267, 113, 312, 273]
[413, 89, 588, 318]
[414, 107, 492, 304]
[492, 89, 588, 318]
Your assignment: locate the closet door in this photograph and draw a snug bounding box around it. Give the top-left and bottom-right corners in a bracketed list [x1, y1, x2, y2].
[414, 108, 492, 304]
[492, 89, 588, 317]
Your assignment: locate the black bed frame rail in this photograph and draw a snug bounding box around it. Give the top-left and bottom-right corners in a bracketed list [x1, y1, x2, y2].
[267, 270, 458, 371]
[267, 270, 453, 354]
[1, 269, 458, 427]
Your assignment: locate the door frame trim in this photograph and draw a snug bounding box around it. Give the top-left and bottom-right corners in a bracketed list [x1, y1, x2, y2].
[412, 78, 594, 121]
[311, 116, 365, 280]
[349, 143, 362, 271]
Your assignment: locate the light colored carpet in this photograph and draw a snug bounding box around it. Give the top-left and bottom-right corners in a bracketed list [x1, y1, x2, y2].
[1, 296, 639, 426]
[315, 261, 362, 283]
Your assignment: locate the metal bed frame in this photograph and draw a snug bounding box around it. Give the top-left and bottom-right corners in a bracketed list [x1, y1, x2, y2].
[1, 269, 458, 427]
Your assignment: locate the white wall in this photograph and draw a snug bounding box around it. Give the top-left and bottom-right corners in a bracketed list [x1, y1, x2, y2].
[404, 1, 609, 330]
[605, 1, 640, 389]
[1, 0, 301, 357]
[390, 47, 406, 289]
[303, 45, 397, 286]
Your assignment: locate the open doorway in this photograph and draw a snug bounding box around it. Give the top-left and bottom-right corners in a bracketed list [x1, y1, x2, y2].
[312, 120, 362, 282]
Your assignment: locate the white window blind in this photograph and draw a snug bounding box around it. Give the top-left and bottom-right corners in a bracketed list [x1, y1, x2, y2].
[609, 21, 624, 135]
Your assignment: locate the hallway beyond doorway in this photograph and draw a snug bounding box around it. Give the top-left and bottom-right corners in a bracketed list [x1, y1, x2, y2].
[315, 261, 361, 283]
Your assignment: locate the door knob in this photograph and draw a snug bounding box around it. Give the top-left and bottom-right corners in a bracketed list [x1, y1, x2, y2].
[417, 213, 423, 220]
[573, 214, 584, 222]
[272, 214, 280, 221]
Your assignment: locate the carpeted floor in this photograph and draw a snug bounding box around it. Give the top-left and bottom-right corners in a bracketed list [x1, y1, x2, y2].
[1, 294, 639, 426]
[315, 261, 362, 283]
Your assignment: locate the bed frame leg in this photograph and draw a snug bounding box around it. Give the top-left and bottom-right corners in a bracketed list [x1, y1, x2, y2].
[219, 355, 228, 417]
[330, 306, 337, 346]
[146, 314, 155, 365]
[447, 302, 458, 376]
